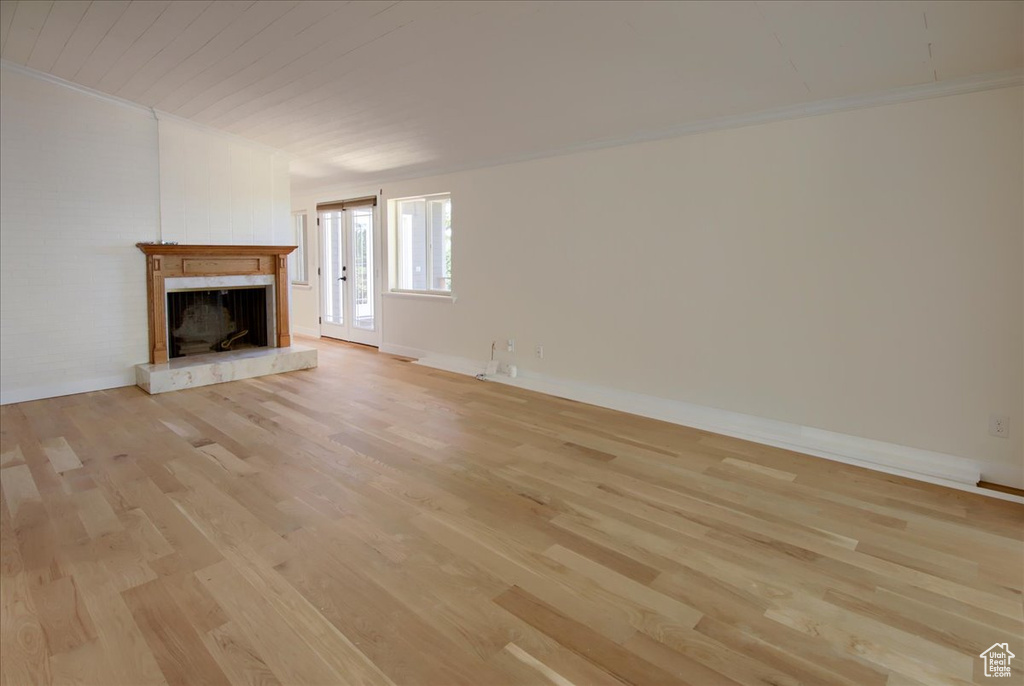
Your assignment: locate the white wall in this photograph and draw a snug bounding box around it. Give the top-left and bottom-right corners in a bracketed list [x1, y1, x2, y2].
[294, 86, 1024, 487]
[0, 65, 291, 404]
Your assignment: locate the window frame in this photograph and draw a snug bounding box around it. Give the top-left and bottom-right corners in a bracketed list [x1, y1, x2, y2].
[390, 192, 452, 297]
[290, 212, 309, 286]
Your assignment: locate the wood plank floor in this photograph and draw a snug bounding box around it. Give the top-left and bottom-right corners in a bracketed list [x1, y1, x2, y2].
[2, 338, 1022, 686]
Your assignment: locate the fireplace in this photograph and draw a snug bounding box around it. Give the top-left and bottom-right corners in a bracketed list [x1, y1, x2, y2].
[135, 243, 317, 394]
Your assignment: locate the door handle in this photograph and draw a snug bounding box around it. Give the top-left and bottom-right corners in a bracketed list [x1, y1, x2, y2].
[338, 276, 347, 281]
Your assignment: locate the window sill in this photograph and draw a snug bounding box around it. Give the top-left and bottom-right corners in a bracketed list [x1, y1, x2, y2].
[290, 283, 312, 290]
[384, 290, 457, 303]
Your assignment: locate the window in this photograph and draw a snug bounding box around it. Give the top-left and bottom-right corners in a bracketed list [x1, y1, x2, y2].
[290, 213, 308, 285]
[393, 193, 451, 293]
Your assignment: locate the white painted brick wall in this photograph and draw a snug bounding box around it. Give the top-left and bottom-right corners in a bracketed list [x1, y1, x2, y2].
[1, 68, 159, 404]
[0, 66, 292, 404]
[158, 119, 291, 245]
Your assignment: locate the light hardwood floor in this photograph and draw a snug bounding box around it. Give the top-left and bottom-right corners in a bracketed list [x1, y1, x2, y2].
[2, 338, 1022, 686]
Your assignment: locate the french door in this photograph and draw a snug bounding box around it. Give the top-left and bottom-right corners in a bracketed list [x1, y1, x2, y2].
[320, 204, 380, 346]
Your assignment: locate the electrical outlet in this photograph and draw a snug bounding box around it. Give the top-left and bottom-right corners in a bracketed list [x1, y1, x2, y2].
[535, 344, 544, 359]
[507, 338, 515, 353]
[989, 414, 1009, 438]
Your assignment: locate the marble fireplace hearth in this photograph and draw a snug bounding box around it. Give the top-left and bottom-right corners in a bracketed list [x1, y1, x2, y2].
[135, 243, 317, 394]
[136, 345, 317, 394]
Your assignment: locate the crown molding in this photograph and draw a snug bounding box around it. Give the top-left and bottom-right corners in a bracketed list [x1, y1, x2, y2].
[293, 68, 1024, 195]
[0, 59, 292, 158]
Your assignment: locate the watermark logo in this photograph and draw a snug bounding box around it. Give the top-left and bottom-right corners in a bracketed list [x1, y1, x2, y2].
[980, 643, 1015, 678]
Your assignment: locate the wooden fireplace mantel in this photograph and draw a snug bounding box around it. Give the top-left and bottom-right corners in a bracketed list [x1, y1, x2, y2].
[137, 243, 297, 364]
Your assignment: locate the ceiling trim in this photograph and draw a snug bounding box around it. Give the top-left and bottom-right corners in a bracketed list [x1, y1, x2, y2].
[0, 59, 292, 158]
[295, 68, 1024, 195]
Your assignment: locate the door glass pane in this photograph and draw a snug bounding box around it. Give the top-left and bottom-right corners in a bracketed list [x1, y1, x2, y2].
[322, 211, 344, 325]
[351, 207, 374, 330]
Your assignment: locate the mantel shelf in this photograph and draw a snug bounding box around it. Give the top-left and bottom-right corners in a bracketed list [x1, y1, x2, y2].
[136, 243, 297, 256]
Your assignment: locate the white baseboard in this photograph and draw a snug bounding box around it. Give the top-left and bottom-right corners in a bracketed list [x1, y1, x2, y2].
[0, 371, 136, 405]
[411, 352, 1022, 502]
[291, 326, 321, 338]
[408, 352, 485, 376]
[379, 343, 429, 359]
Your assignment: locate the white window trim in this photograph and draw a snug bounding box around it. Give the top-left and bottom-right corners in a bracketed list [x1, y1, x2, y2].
[384, 290, 457, 303]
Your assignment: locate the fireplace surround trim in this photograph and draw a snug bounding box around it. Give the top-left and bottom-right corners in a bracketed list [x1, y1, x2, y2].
[136, 243, 296, 364]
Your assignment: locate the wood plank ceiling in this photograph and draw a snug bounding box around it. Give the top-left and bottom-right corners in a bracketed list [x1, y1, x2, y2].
[1, 1, 1022, 191]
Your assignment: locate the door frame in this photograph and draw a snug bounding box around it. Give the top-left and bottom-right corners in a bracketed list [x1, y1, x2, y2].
[317, 204, 382, 347]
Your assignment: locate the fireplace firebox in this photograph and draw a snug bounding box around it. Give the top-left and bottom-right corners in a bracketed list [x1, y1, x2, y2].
[166, 287, 269, 358]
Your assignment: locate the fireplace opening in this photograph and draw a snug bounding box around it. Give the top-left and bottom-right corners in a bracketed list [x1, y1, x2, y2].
[166, 287, 269, 358]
